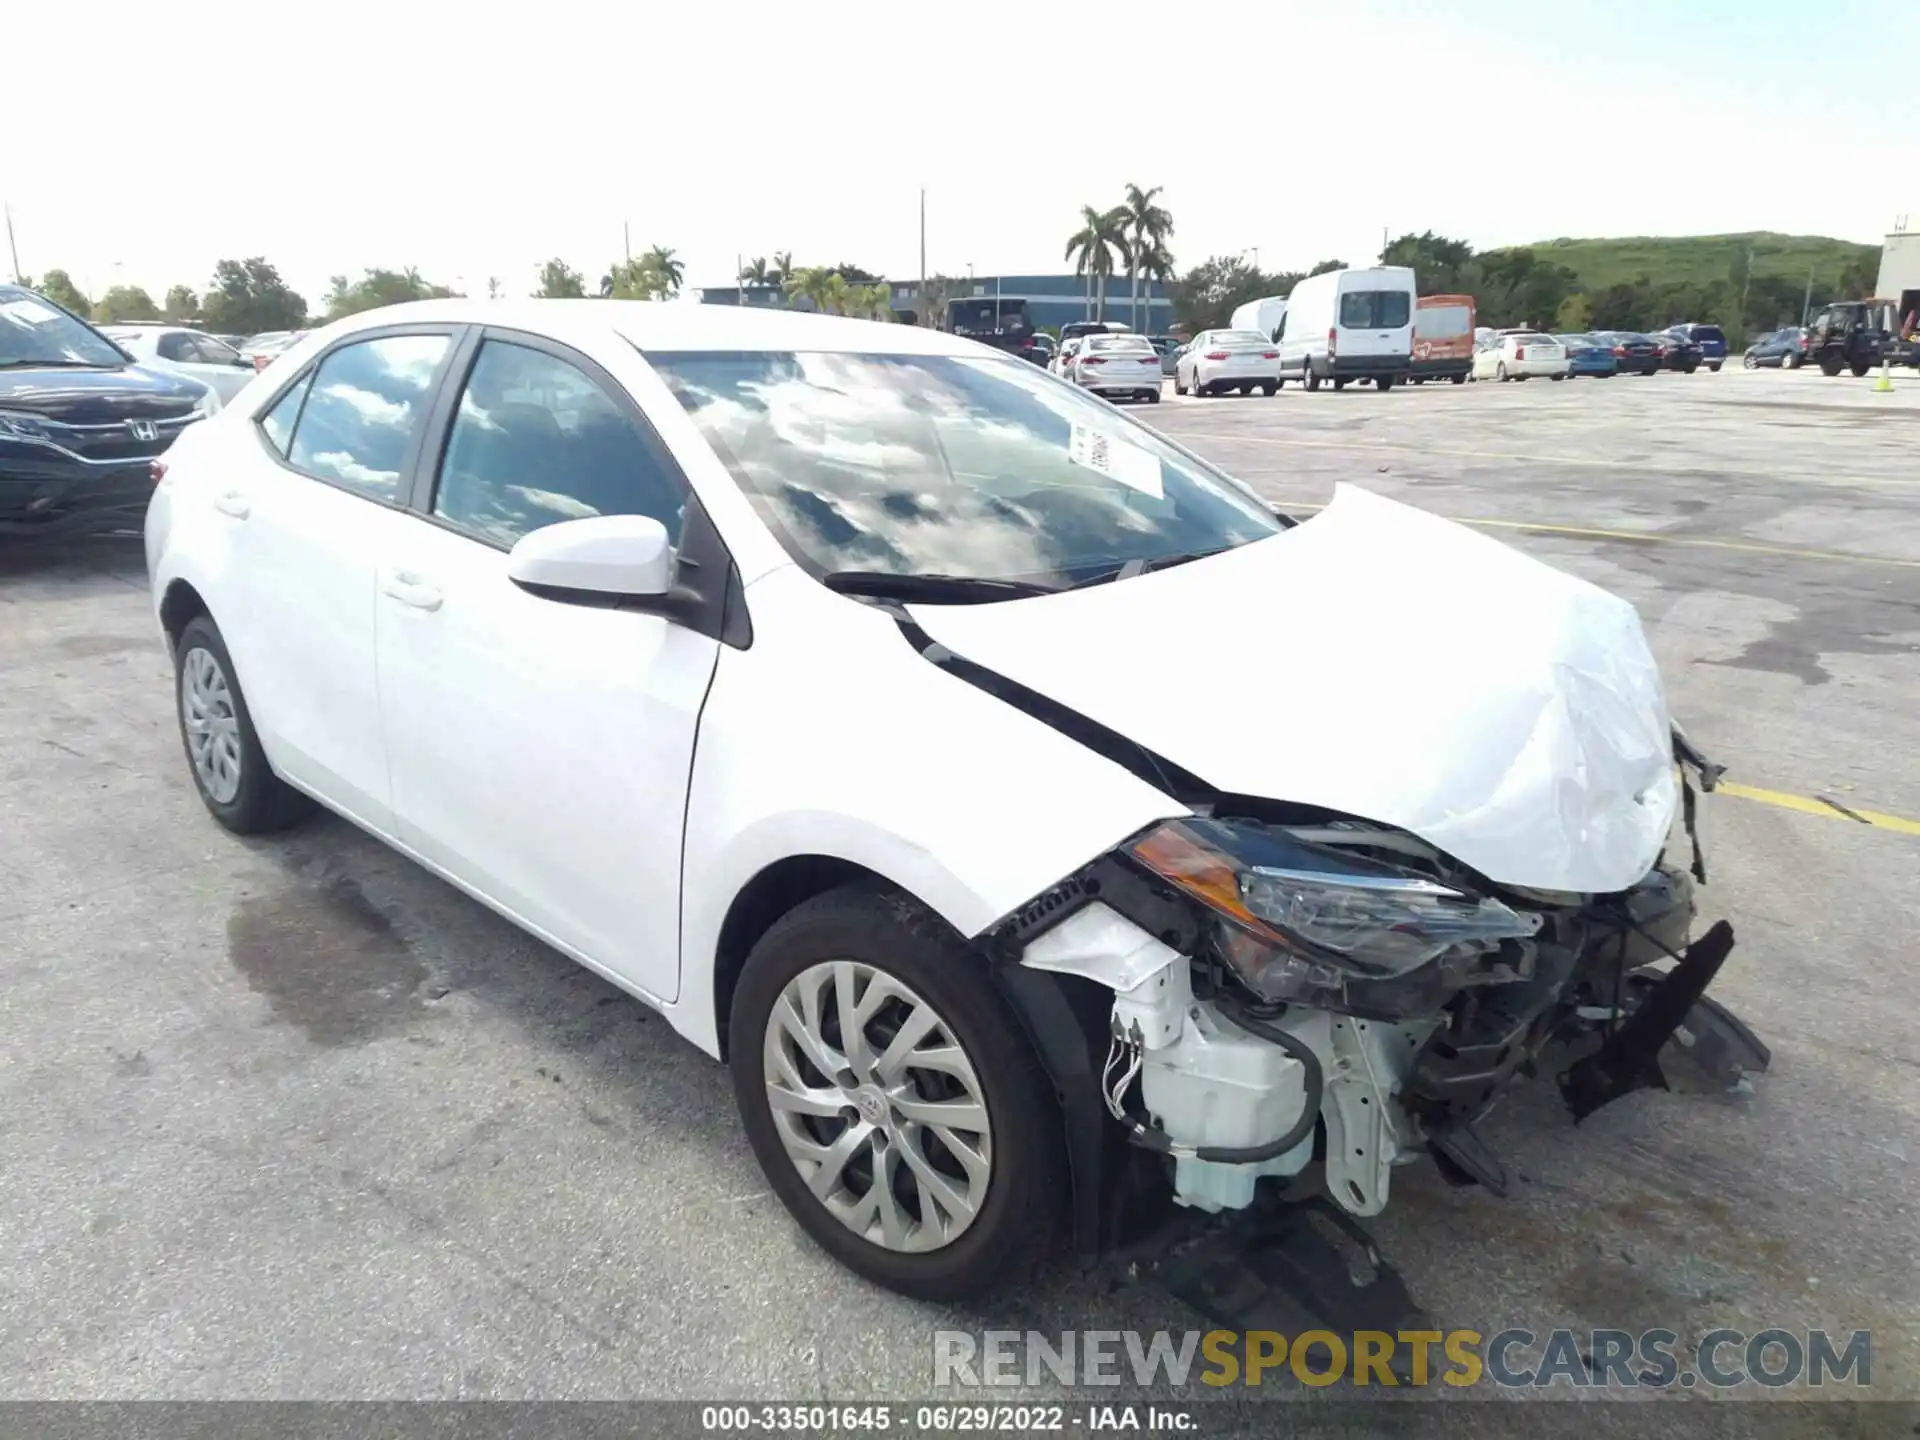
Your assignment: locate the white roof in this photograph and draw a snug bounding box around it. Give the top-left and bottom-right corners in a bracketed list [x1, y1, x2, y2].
[312, 298, 991, 356]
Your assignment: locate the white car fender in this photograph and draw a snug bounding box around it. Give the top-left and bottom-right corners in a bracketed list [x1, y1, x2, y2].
[665, 564, 1190, 1058]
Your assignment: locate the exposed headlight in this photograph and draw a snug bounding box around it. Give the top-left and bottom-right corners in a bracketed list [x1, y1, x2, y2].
[0, 409, 54, 442]
[1128, 819, 1541, 1002]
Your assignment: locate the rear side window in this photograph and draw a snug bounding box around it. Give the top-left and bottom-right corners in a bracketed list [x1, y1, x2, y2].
[1339, 290, 1412, 329]
[158, 332, 195, 362]
[259, 372, 313, 457]
[1692, 327, 1724, 343]
[1415, 305, 1471, 339]
[286, 334, 450, 501]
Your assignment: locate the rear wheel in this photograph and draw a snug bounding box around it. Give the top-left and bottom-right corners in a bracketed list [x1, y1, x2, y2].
[1549, 373, 1564, 381]
[1451, 372, 1466, 384]
[1144, 388, 1161, 403]
[173, 615, 315, 835]
[1850, 361, 1870, 377]
[730, 886, 1064, 1302]
[1708, 361, 1722, 372]
[1376, 375, 1394, 391]
[1304, 363, 1321, 392]
[1496, 362, 1509, 381]
[1333, 377, 1347, 391]
[1261, 381, 1277, 396]
[1820, 355, 1843, 377]
[1237, 383, 1252, 395]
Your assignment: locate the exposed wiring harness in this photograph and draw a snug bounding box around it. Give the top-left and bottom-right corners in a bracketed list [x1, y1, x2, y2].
[1100, 996, 1326, 1164]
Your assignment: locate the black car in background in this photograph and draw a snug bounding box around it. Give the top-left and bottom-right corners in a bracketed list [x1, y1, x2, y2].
[1592, 331, 1663, 375]
[1658, 330, 1703, 373]
[1, 284, 217, 537]
[1803, 301, 1887, 377]
[1666, 323, 1727, 370]
[1743, 327, 1808, 369]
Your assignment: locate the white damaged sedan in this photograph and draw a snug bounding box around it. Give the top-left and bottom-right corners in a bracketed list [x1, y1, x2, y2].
[145, 301, 1761, 1311]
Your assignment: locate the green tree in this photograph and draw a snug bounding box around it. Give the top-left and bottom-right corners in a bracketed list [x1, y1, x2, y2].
[321, 267, 455, 320]
[643, 245, 685, 296]
[1838, 253, 1878, 299]
[533, 258, 587, 298]
[739, 256, 772, 287]
[1307, 258, 1348, 277]
[31, 268, 90, 316]
[1120, 183, 1174, 332]
[93, 285, 162, 323]
[1380, 231, 1476, 293]
[201, 257, 308, 335]
[1171, 255, 1301, 333]
[1554, 293, 1593, 333]
[1476, 248, 1579, 329]
[1064, 204, 1129, 321]
[769, 251, 794, 288]
[782, 266, 834, 313]
[163, 285, 200, 323]
[915, 272, 968, 329]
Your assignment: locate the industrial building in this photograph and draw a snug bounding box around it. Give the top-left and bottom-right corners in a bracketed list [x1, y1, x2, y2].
[1875, 221, 1920, 326]
[701, 273, 1175, 335]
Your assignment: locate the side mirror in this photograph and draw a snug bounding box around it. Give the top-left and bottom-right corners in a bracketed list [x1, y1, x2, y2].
[508, 514, 673, 599]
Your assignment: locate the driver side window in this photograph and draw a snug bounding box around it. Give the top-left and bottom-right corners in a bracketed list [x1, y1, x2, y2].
[432, 339, 686, 550]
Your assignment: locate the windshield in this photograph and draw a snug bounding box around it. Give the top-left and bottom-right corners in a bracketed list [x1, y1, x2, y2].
[649, 350, 1282, 586]
[0, 290, 127, 367]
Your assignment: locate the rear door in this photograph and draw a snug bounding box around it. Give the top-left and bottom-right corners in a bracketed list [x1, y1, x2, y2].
[1335, 281, 1414, 359]
[215, 326, 463, 832]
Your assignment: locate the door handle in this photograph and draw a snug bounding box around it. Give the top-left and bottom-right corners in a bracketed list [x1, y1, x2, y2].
[381, 571, 444, 612]
[213, 490, 250, 519]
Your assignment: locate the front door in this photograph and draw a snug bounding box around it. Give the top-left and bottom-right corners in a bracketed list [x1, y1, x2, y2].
[374, 332, 716, 1003]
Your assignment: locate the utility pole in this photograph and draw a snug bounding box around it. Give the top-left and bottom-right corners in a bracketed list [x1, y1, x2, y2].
[624, 222, 631, 265]
[4, 202, 19, 284]
[918, 188, 926, 325]
[1739, 247, 1754, 334]
[1802, 264, 1815, 326]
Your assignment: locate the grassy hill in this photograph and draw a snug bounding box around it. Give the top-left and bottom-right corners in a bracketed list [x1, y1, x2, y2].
[1496, 231, 1880, 294]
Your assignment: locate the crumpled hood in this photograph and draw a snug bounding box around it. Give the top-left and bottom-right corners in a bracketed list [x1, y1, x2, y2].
[909, 484, 1676, 894]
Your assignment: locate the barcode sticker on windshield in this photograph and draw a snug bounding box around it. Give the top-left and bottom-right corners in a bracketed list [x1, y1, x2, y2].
[1068, 424, 1163, 498]
[2, 298, 63, 325]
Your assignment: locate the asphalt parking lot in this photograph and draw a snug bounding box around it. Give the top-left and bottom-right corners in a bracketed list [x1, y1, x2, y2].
[2, 363, 1916, 1411]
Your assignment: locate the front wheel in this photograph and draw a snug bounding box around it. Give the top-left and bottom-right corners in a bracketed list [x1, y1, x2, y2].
[1304, 364, 1322, 392]
[1375, 375, 1394, 391]
[1496, 362, 1509, 381]
[730, 886, 1064, 1303]
[173, 615, 315, 834]
[1851, 361, 1870, 377]
[1708, 362, 1722, 372]
[1452, 372, 1467, 384]
[1744, 354, 1759, 369]
[1549, 373, 1564, 381]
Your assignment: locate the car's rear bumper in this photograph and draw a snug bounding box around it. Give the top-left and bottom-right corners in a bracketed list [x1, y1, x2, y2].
[1315, 354, 1411, 379]
[1568, 358, 1618, 375]
[1410, 356, 1471, 378]
[1195, 361, 1279, 387]
[1510, 359, 1570, 377]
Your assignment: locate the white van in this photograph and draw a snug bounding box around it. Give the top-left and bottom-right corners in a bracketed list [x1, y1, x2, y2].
[1275, 266, 1416, 391]
[1228, 296, 1289, 344]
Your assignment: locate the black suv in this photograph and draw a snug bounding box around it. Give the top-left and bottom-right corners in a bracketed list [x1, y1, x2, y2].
[1, 284, 216, 537]
[1802, 301, 1887, 377]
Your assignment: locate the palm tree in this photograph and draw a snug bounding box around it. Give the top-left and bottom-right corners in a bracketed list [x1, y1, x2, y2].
[1121, 184, 1174, 331]
[739, 256, 772, 288]
[769, 251, 795, 289]
[1135, 237, 1177, 334]
[644, 245, 684, 296]
[783, 266, 835, 314]
[1064, 204, 1129, 321]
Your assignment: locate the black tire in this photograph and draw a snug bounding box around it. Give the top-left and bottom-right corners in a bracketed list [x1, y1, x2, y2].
[1172, 369, 1187, 396]
[1274, 375, 1287, 389]
[1261, 381, 1277, 396]
[1743, 354, 1758, 369]
[1850, 361, 1870, 378]
[1333, 378, 1347, 391]
[1785, 351, 1801, 369]
[1549, 373, 1564, 381]
[1708, 362, 1722, 372]
[1450, 372, 1466, 384]
[1144, 389, 1161, 403]
[1820, 356, 1842, 377]
[1496, 362, 1509, 382]
[173, 615, 315, 834]
[1376, 375, 1394, 391]
[1304, 364, 1321, 392]
[729, 885, 1065, 1303]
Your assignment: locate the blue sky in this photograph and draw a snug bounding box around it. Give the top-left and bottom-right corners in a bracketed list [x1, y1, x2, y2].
[6, 0, 1915, 305]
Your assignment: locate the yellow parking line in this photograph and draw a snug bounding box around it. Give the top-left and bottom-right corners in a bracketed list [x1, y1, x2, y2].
[1716, 781, 1920, 837]
[1270, 501, 1920, 569]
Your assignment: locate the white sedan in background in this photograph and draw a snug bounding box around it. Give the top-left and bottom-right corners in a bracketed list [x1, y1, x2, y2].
[1173, 329, 1282, 397]
[105, 325, 258, 402]
[1062, 332, 1163, 402]
[1472, 331, 1568, 382]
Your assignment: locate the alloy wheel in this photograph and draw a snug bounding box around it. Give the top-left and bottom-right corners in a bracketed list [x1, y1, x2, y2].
[181, 646, 243, 804]
[761, 960, 991, 1254]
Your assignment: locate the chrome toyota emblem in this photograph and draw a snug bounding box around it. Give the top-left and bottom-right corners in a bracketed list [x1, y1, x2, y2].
[127, 420, 158, 442]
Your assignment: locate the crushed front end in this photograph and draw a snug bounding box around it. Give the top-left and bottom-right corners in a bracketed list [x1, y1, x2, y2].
[989, 731, 1766, 1324]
